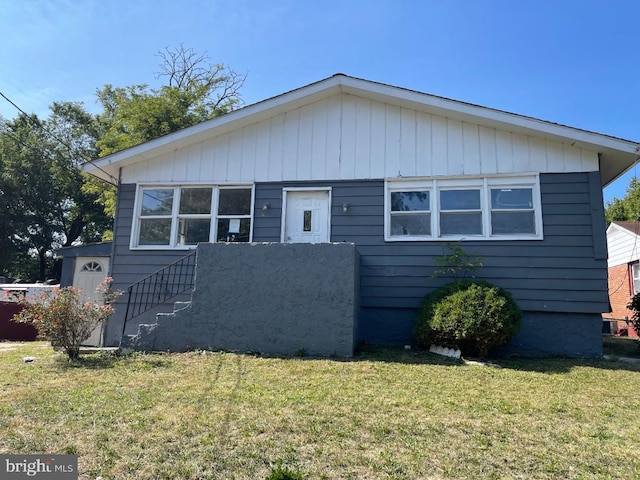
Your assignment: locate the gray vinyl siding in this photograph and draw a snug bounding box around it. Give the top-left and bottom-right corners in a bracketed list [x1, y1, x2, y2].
[106, 183, 199, 344]
[110, 184, 194, 285]
[109, 172, 607, 346]
[253, 171, 608, 317]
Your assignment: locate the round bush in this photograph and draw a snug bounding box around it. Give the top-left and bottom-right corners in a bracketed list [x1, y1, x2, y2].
[415, 280, 521, 358]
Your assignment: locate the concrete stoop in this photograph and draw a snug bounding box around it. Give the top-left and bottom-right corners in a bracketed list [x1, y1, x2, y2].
[119, 300, 191, 354]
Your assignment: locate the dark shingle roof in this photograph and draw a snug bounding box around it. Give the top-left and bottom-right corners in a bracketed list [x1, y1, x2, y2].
[613, 221, 640, 235]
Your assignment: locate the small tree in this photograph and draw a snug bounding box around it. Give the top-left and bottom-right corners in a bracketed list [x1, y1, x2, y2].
[627, 293, 640, 338]
[15, 278, 120, 360]
[432, 243, 483, 279]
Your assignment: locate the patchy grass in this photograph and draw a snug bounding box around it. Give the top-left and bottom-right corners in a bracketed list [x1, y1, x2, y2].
[1, 343, 640, 479]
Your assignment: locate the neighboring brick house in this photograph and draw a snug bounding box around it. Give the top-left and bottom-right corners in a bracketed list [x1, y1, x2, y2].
[603, 221, 640, 337]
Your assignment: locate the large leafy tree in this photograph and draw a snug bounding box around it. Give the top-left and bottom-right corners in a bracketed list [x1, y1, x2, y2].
[96, 44, 245, 156]
[605, 177, 640, 225]
[1, 46, 244, 281]
[86, 44, 245, 222]
[0, 103, 112, 280]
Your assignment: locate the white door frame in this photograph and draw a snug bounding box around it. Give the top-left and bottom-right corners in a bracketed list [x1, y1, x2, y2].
[280, 187, 332, 243]
[74, 256, 110, 347]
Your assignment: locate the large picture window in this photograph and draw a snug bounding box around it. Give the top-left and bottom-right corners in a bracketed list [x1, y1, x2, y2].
[133, 185, 253, 248]
[385, 175, 542, 241]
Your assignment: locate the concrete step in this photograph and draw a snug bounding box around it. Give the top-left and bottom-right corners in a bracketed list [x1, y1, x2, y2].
[173, 301, 191, 312]
[118, 334, 137, 354]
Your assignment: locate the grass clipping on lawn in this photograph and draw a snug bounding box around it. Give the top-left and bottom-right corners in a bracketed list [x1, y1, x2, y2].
[1, 343, 640, 479]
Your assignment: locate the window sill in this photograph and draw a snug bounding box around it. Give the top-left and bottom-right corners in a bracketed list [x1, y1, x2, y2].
[384, 234, 544, 242]
[129, 245, 198, 251]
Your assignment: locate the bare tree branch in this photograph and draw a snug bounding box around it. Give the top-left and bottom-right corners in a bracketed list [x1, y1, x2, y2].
[154, 44, 246, 115]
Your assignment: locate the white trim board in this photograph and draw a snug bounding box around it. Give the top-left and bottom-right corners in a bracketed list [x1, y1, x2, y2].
[82, 75, 639, 188]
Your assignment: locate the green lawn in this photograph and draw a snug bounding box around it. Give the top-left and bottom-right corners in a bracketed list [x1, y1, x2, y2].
[1, 342, 639, 479]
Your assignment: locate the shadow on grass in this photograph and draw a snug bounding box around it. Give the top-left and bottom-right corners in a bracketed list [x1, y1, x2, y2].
[351, 344, 640, 374]
[352, 344, 464, 367]
[54, 351, 119, 370]
[50, 341, 640, 375]
[603, 336, 640, 357]
[493, 356, 640, 374]
[54, 350, 173, 370]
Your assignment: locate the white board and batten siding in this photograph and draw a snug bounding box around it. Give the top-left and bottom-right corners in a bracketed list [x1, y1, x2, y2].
[607, 224, 640, 267]
[120, 93, 599, 185]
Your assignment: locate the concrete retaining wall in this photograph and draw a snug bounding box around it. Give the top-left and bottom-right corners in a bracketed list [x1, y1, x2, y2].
[143, 242, 359, 357]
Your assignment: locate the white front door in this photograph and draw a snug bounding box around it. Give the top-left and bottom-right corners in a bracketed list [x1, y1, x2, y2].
[74, 257, 109, 346]
[283, 190, 331, 243]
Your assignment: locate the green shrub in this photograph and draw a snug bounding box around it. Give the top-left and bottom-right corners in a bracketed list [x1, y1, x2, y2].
[14, 278, 121, 361]
[415, 279, 478, 346]
[415, 280, 521, 358]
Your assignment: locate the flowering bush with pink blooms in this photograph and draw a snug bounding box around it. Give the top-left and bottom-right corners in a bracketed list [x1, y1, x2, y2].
[15, 278, 122, 360]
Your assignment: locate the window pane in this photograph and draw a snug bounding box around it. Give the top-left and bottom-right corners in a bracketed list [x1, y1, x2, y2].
[303, 211, 312, 232]
[141, 189, 173, 216]
[440, 212, 482, 235]
[81, 261, 102, 272]
[391, 191, 430, 212]
[179, 188, 212, 214]
[177, 218, 211, 245]
[440, 190, 480, 210]
[632, 264, 640, 294]
[139, 218, 172, 245]
[390, 214, 431, 236]
[218, 189, 251, 215]
[491, 188, 533, 209]
[217, 218, 251, 242]
[491, 212, 535, 235]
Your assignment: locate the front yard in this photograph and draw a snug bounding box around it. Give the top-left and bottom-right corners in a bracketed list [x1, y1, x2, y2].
[1, 342, 639, 479]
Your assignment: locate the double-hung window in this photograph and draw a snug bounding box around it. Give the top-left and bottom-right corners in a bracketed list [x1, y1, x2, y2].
[138, 188, 176, 246]
[385, 175, 542, 241]
[389, 189, 431, 237]
[134, 185, 253, 248]
[216, 188, 253, 243]
[440, 188, 482, 235]
[490, 187, 536, 235]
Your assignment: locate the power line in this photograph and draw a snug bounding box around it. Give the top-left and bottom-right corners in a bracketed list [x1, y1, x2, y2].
[607, 162, 640, 298]
[0, 90, 118, 185]
[0, 91, 29, 118]
[0, 121, 119, 193]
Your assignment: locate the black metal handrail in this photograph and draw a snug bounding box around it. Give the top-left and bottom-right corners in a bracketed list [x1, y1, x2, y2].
[122, 251, 197, 337]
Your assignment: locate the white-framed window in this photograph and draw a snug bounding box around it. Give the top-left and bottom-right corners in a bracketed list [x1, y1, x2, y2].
[389, 189, 431, 238]
[80, 261, 103, 273]
[385, 175, 543, 241]
[132, 185, 254, 249]
[631, 262, 640, 295]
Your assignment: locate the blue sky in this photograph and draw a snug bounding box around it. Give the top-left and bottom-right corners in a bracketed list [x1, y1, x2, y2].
[1, 0, 639, 202]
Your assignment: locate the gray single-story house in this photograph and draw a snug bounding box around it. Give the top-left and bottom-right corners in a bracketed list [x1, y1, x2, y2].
[82, 74, 639, 357]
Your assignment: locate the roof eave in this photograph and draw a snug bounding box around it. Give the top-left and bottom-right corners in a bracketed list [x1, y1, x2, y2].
[82, 76, 345, 181]
[82, 74, 640, 186]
